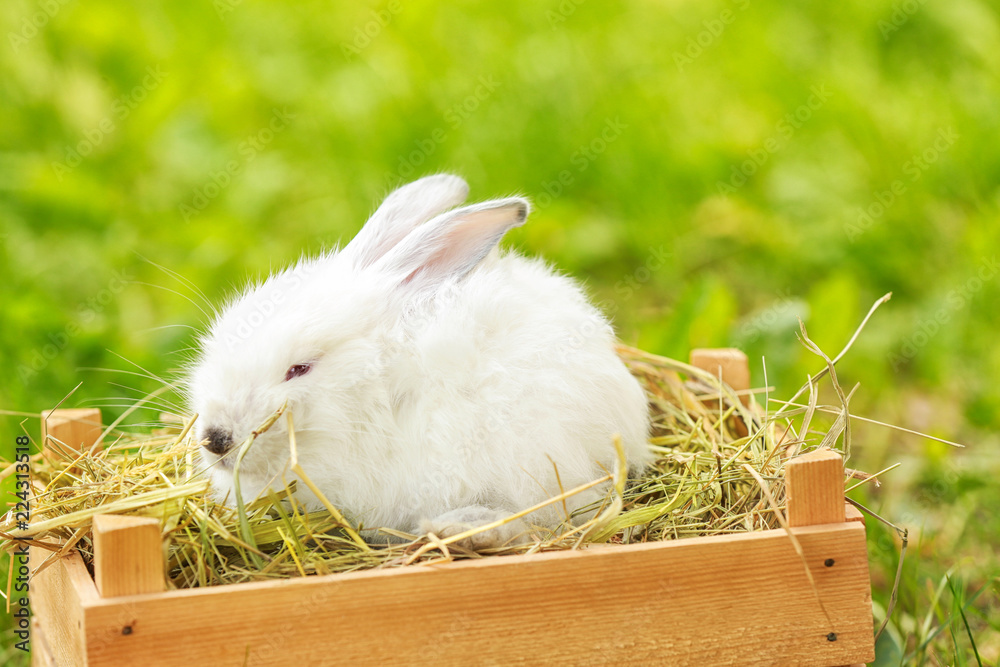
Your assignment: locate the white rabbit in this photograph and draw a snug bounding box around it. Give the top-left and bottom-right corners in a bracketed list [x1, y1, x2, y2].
[188, 174, 651, 547]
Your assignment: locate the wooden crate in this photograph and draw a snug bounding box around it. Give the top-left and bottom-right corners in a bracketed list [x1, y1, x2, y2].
[29, 350, 875, 666]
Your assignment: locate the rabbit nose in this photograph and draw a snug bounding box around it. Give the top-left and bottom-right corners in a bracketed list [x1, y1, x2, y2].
[203, 428, 234, 455]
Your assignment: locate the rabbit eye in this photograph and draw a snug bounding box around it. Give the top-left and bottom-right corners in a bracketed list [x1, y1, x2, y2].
[284, 363, 312, 382]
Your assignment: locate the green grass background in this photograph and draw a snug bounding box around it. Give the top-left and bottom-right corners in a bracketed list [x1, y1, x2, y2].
[2, 0, 998, 663]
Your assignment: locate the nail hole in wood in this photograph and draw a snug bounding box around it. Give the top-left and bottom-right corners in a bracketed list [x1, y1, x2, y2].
[826, 632, 837, 642]
[122, 626, 133, 636]
[824, 558, 835, 567]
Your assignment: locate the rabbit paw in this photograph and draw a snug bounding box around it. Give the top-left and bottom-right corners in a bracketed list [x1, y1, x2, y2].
[420, 506, 527, 550]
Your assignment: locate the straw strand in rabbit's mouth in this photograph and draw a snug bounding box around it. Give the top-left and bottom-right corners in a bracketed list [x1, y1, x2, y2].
[200, 444, 237, 470]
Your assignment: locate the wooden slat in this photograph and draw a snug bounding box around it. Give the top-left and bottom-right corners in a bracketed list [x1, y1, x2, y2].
[80, 522, 874, 667]
[40, 408, 102, 464]
[30, 617, 57, 667]
[689, 348, 751, 406]
[29, 548, 98, 667]
[92, 515, 164, 598]
[845, 503, 865, 524]
[786, 448, 847, 527]
[29, 408, 103, 666]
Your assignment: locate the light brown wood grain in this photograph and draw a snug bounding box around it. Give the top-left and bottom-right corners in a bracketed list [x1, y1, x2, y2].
[786, 448, 847, 527]
[30, 617, 57, 667]
[845, 503, 865, 524]
[689, 347, 751, 406]
[76, 522, 873, 667]
[28, 547, 96, 667]
[40, 408, 102, 464]
[29, 410, 102, 666]
[92, 515, 164, 598]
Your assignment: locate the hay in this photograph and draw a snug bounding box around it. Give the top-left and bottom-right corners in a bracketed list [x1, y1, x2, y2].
[1, 340, 876, 590]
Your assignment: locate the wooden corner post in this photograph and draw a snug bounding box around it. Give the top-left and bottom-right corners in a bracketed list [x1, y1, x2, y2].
[92, 515, 165, 598]
[689, 348, 751, 406]
[41, 408, 103, 463]
[785, 448, 846, 527]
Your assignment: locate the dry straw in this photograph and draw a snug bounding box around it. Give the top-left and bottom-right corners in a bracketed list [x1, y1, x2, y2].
[2, 308, 916, 593]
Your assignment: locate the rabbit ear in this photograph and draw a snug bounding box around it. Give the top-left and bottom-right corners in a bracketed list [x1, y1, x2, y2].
[344, 174, 469, 269]
[373, 197, 529, 289]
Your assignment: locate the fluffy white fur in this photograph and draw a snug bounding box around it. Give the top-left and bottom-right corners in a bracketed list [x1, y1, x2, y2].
[189, 174, 651, 547]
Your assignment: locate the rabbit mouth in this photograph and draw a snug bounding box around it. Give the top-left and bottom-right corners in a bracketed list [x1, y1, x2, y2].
[200, 447, 237, 471]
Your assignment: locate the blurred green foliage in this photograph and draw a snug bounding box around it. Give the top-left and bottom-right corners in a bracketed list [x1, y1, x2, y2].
[1, 0, 998, 663]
